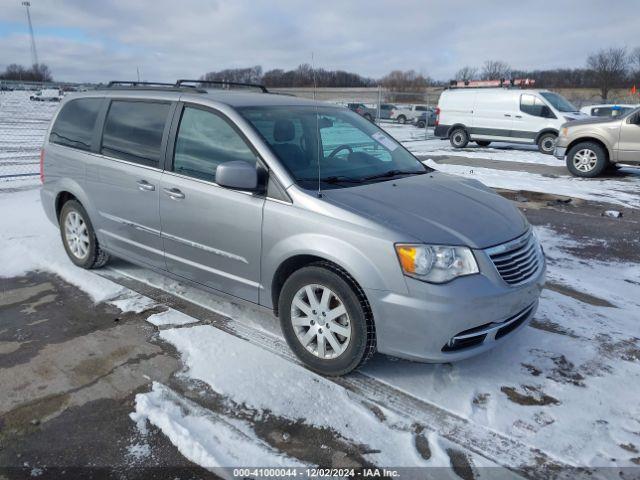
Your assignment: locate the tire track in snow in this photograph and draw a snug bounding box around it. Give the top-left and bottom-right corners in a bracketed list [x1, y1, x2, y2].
[98, 267, 585, 480]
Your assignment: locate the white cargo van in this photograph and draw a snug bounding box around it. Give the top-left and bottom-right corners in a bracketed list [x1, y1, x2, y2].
[434, 88, 585, 154]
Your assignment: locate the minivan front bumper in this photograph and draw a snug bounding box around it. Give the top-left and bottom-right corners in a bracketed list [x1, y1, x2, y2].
[365, 257, 546, 362]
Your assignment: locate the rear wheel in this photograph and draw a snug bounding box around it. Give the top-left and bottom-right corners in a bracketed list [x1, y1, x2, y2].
[537, 132, 557, 154]
[566, 142, 608, 178]
[416, 120, 426, 129]
[449, 128, 469, 148]
[397, 115, 406, 124]
[476, 140, 491, 147]
[279, 264, 375, 376]
[59, 200, 109, 269]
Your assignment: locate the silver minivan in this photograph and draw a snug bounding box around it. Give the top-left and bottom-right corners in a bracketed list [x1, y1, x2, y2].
[40, 81, 546, 376]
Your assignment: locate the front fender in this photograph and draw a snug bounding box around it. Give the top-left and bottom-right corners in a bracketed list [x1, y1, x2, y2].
[261, 232, 406, 310]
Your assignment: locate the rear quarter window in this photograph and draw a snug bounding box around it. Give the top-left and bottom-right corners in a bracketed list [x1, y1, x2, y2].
[101, 100, 171, 167]
[49, 98, 103, 151]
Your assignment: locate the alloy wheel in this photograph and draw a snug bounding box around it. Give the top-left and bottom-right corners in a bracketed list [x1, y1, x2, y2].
[291, 284, 352, 359]
[64, 211, 90, 260]
[572, 149, 598, 172]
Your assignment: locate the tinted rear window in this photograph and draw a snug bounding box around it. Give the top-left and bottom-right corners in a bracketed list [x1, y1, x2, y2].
[49, 98, 103, 151]
[101, 100, 170, 166]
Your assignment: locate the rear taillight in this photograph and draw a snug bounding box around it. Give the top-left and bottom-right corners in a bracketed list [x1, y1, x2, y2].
[39, 148, 45, 183]
[435, 107, 441, 126]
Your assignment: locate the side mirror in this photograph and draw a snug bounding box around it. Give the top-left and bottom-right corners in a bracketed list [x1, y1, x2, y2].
[216, 161, 258, 191]
[631, 113, 640, 125]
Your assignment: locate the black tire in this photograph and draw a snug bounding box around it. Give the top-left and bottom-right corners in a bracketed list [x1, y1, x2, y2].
[59, 200, 110, 269]
[565, 142, 608, 178]
[278, 263, 376, 376]
[416, 120, 426, 129]
[449, 128, 469, 148]
[476, 140, 491, 147]
[537, 132, 557, 154]
[397, 115, 406, 124]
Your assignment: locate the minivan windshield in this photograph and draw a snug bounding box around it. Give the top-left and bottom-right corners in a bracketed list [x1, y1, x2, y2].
[539, 92, 579, 113]
[239, 106, 428, 189]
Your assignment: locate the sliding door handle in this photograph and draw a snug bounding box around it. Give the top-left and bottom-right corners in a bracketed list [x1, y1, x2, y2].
[137, 180, 155, 191]
[163, 187, 185, 200]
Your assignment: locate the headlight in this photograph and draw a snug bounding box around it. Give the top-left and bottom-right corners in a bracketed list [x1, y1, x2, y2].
[395, 244, 479, 283]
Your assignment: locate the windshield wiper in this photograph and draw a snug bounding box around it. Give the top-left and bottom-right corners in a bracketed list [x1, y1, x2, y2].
[298, 175, 364, 184]
[360, 169, 427, 181]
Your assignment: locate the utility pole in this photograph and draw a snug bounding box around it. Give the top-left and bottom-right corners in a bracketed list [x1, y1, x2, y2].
[22, 1, 39, 67]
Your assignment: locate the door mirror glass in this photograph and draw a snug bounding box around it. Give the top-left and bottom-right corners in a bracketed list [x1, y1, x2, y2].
[216, 161, 259, 191]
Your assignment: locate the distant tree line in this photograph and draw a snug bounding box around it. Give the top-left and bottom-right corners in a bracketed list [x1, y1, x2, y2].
[201, 64, 375, 88]
[455, 47, 640, 100]
[0, 63, 53, 82]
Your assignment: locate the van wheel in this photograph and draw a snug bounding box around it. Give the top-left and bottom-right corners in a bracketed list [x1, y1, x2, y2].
[279, 264, 376, 376]
[537, 133, 557, 154]
[417, 120, 426, 129]
[449, 128, 469, 148]
[566, 142, 608, 178]
[476, 140, 491, 147]
[397, 115, 406, 124]
[59, 200, 110, 269]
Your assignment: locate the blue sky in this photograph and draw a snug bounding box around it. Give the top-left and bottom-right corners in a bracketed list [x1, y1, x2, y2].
[0, 0, 638, 83]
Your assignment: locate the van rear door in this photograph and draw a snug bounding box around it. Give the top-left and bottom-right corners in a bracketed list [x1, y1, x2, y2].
[470, 91, 514, 141]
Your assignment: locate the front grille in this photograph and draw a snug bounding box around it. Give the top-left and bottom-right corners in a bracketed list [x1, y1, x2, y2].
[488, 231, 542, 286]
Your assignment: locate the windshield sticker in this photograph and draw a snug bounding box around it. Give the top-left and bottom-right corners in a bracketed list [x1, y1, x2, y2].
[371, 132, 398, 151]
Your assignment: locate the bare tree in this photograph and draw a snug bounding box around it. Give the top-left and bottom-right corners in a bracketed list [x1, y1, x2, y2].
[586, 47, 629, 100]
[455, 66, 478, 82]
[631, 47, 640, 69]
[481, 60, 511, 80]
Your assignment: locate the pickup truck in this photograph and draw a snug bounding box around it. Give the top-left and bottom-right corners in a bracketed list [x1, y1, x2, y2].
[390, 104, 432, 124]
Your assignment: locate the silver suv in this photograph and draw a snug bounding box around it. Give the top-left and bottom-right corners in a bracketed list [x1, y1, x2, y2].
[40, 80, 546, 376]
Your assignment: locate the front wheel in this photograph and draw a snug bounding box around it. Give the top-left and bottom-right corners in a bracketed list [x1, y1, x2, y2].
[279, 265, 375, 376]
[397, 115, 406, 124]
[449, 128, 469, 148]
[537, 133, 557, 154]
[565, 142, 608, 177]
[416, 120, 426, 129]
[60, 200, 110, 269]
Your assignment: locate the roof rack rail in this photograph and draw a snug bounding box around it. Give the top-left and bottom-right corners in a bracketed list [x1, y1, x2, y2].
[176, 79, 269, 93]
[107, 81, 176, 88]
[448, 78, 536, 89]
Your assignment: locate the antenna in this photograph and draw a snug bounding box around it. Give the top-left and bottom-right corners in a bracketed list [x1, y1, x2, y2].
[312, 52, 322, 198]
[22, 2, 39, 67]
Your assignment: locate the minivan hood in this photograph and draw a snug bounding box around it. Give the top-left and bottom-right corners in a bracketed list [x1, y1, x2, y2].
[321, 172, 528, 249]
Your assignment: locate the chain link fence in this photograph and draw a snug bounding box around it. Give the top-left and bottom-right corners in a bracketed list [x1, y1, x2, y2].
[0, 88, 59, 180]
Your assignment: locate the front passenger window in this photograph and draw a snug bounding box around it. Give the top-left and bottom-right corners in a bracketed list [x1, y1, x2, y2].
[173, 107, 256, 182]
[520, 94, 555, 118]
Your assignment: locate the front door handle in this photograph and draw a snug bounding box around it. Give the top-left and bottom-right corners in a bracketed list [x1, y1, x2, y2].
[163, 187, 185, 200]
[137, 180, 155, 191]
[504, 114, 512, 117]
[515, 115, 522, 119]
